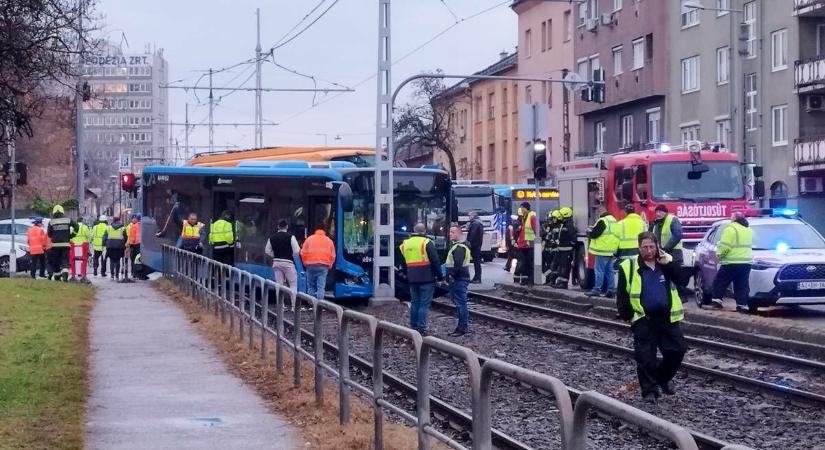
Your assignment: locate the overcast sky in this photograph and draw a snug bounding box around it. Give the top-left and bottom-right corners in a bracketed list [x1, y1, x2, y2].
[98, 0, 517, 155]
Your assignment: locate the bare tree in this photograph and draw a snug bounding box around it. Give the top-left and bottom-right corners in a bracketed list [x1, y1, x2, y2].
[0, 0, 99, 137]
[393, 70, 459, 179]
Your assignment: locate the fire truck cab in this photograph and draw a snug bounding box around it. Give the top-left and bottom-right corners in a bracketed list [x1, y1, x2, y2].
[554, 142, 761, 289]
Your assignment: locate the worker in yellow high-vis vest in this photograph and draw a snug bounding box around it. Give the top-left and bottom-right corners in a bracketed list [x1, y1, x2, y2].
[91, 215, 109, 277]
[515, 202, 538, 286]
[614, 204, 646, 261]
[650, 205, 684, 265]
[208, 210, 235, 266]
[707, 211, 754, 313]
[586, 206, 619, 298]
[617, 231, 688, 404]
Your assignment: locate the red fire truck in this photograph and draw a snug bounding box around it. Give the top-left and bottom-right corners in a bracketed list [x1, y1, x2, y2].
[554, 142, 763, 289]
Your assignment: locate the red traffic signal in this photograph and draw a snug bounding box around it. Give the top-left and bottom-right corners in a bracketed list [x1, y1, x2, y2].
[120, 172, 136, 192]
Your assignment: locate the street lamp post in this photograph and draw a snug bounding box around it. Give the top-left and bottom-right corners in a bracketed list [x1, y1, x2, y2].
[5, 123, 17, 275]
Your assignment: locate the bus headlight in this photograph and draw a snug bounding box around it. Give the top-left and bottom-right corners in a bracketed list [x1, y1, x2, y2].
[343, 275, 367, 286]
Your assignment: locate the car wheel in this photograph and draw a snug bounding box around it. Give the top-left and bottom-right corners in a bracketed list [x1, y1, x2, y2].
[694, 269, 710, 307]
[0, 256, 9, 278]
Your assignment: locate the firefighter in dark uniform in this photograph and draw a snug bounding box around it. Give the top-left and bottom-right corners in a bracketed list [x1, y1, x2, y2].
[46, 204, 77, 281]
[209, 210, 235, 266]
[541, 210, 561, 285]
[552, 207, 578, 289]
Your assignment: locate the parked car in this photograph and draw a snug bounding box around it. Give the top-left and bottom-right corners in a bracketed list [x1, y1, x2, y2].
[0, 218, 46, 243]
[0, 239, 31, 277]
[693, 209, 825, 311]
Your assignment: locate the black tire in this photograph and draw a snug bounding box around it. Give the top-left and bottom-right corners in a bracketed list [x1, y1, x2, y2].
[576, 248, 592, 290]
[0, 256, 9, 278]
[694, 269, 711, 306]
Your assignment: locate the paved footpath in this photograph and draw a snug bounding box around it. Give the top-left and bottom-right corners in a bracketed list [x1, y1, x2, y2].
[85, 277, 300, 450]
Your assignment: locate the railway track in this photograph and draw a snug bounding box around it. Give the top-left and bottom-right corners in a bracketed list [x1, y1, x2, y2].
[274, 311, 736, 450]
[435, 291, 825, 406]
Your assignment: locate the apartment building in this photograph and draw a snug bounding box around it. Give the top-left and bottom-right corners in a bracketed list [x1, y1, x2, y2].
[435, 53, 522, 183]
[792, 0, 825, 223]
[574, 0, 669, 155]
[512, 0, 579, 173]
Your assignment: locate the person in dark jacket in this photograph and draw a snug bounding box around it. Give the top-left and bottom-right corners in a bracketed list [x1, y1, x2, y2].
[552, 207, 578, 289]
[446, 224, 471, 336]
[466, 211, 484, 283]
[617, 232, 689, 403]
[504, 214, 521, 273]
[399, 222, 444, 335]
[103, 217, 127, 281]
[649, 205, 684, 264]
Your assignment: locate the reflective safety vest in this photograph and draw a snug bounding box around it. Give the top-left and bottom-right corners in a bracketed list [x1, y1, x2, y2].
[620, 258, 684, 323]
[615, 213, 645, 260]
[589, 215, 619, 256]
[27, 225, 48, 255]
[181, 222, 204, 240]
[660, 214, 682, 251]
[127, 222, 141, 246]
[208, 219, 235, 249]
[70, 223, 90, 244]
[105, 226, 126, 250]
[300, 230, 335, 267]
[91, 223, 107, 251]
[717, 221, 753, 265]
[446, 242, 472, 267]
[49, 217, 73, 248]
[400, 235, 431, 267]
[522, 211, 537, 242]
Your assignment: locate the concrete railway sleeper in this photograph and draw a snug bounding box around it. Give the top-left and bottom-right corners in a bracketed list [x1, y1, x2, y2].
[161, 245, 753, 450]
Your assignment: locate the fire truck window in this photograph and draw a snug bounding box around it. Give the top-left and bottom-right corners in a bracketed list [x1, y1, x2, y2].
[613, 167, 624, 200]
[636, 166, 648, 200]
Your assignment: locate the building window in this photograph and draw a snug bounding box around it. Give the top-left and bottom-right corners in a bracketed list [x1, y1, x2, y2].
[525, 29, 532, 58]
[717, 0, 730, 16]
[475, 146, 483, 174]
[503, 139, 509, 168]
[589, 54, 601, 77]
[488, 143, 496, 171]
[771, 29, 788, 71]
[488, 92, 495, 119]
[577, 59, 589, 80]
[578, 1, 587, 26]
[681, 55, 700, 93]
[613, 0, 622, 11]
[588, 0, 598, 19]
[541, 21, 547, 52]
[745, 73, 757, 131]
[595, 121, 606, 153]
[772, 104, 788, 146]
[612, 46, 623, 75]
[645, 34, 653, 60]
[681, 125, 701, 144]
[546, 19, 553, 50]
[632, 38, 644, 70]
[716, 119, 730, 147]
[546, 81, 553, 107]
[474, 96, 482, 122]
[502, 87, 508, 116]
[525, 85, 533, 104]
[646, 109, 661, 143]
[818, 24, 825, 55]
[620, 115, 634, 148]
[744, 2, 756, 58]
[681, 5, 700, 28]
[564, 10, 572, 41]
[716, 46, 729, 85]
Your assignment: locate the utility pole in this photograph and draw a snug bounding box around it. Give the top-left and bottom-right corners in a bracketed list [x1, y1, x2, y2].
[75, 0, 85, 216]
[6, 123, 17, 274]
[372, 0, 395, 301]
[184, 102, 190, 162]
[208, 68, 214, 154]
[255, 8, 263, 149]
[562, 68, 571, 162]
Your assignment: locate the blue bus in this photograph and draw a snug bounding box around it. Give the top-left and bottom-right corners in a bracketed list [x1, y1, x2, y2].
[140, 161, 451, 299]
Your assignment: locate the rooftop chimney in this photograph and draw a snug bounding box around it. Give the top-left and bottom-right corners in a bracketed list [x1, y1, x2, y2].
[500, 50, 509, 60]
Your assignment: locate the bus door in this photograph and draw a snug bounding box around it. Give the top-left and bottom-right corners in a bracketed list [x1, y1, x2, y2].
[212, 189, 237, 222]
[236, 193, 270, 266]
[307, 191, 336, 292]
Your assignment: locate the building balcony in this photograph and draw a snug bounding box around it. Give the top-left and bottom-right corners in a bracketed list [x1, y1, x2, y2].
[795, 56, 825, 93]
[795, 135, 825, 168]
[794, 0, 825, 16]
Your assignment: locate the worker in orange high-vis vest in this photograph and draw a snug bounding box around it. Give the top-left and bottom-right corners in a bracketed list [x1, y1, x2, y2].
[27, 217, 48, 279]
[299, 223, 335, 300]
[126, 213, 141, 279]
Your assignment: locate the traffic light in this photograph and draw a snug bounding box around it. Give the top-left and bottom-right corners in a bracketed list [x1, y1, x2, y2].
[120, 172, 136, 192]
[1, 162, 27, 185]
[532, 140, 547, 181]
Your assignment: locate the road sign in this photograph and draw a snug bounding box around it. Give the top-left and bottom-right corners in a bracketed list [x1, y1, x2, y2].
[562, 71, 586, 93]
[118, 152, 131, 173]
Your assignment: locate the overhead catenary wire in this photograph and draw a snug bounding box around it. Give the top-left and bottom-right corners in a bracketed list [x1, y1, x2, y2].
[269, 0, 340, 53]
[270, 0, 330, 49]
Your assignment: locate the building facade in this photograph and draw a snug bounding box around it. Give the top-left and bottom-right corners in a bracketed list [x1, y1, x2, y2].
[574, 0, 669, 155]
[435, 53, 523, 183]
[81, 46, 169, 179]
[512, 0, 579, 175]
[792, 0, 825, 225]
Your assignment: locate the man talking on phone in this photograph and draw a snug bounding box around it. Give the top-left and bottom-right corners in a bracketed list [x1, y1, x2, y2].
[617, 231, 688, 403]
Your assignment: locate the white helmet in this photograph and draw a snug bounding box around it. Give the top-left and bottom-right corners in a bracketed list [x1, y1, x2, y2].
[99, 215, 108, 222]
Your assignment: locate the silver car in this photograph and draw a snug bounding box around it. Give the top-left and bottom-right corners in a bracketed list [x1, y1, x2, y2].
[693, 213, 825, 310]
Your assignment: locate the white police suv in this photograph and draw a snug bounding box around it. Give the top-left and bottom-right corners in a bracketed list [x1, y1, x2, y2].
[693, 209, 825, 310]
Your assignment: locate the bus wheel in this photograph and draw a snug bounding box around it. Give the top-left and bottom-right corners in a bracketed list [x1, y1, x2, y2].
[576, 249, 592, 290]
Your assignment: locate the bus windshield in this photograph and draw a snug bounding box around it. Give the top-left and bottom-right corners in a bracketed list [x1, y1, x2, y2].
[651, 161, 744, 201]
[342, 171, 450, 261]
[456, 194, 495, 216]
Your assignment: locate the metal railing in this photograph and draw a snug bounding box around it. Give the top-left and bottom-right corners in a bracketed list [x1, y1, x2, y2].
[795, 55, 825, 90]
[161, 245, 752, 450]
